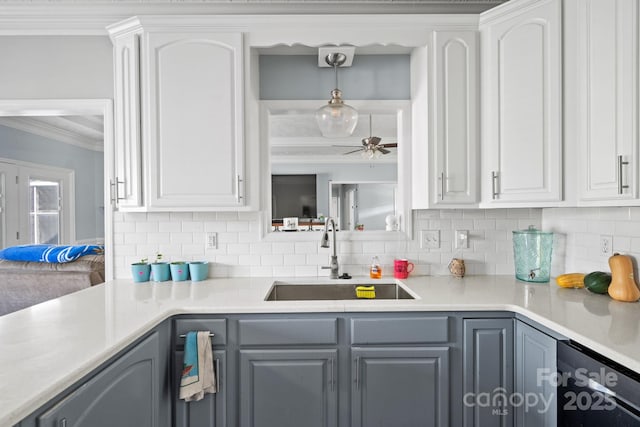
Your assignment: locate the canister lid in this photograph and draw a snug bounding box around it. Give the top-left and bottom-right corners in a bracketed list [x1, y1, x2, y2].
[512, 225, 553, 235]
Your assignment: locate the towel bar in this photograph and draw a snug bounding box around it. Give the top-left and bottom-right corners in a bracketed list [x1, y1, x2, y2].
[179, 333, 215, 338]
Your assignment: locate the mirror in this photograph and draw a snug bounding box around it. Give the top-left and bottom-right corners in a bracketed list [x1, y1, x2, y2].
[330, 181, 397, 232]
[261, 100, 411, 237]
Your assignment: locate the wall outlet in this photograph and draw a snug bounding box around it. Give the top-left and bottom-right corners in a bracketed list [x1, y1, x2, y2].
[600, 235, 613, 257]
[420, 230, 440, 249]
[455, 230, 469, 249]
[205, 232, 218, 250]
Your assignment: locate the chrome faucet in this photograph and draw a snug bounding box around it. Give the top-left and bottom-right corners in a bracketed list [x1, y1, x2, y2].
[320, 217, 339, 279]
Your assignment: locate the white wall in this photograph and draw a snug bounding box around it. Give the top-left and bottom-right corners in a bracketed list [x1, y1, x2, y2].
[0, 36, 113, 99]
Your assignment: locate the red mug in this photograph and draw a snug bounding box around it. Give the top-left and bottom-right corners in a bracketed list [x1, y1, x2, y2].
[394, 259, 415, 279]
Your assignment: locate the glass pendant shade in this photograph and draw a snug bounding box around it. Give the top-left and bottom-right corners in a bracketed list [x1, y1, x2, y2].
[316, 51, 359, 138]
[315, 89, 359, 138]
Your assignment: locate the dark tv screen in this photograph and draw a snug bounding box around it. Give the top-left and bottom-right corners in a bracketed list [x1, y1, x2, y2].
[272, 174, 317, 219]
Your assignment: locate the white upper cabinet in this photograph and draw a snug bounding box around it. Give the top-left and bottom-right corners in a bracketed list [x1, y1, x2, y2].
[108, 19, 246, 211]
[144, 31, 245, 209]
[574, 0, 638, 204]
[112, 31, 143, 209]
[411, 29, 479, 209]
[480, 0, 563, 206]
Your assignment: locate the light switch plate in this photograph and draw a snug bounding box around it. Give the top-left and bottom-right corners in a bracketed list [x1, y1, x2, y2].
[455, 230, 468, 249]
[420, 230, 440, 249]
[205, 232, 218, 250]
[600, 235, 612, 257]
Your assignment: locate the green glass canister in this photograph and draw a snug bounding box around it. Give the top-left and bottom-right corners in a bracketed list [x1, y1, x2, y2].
[512, 226, 554, 282]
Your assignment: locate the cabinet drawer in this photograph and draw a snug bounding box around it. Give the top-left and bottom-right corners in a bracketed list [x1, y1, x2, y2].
[238, 318, 338, 346]
[175, 318, 227, 346]
[351, 316, 450, 344]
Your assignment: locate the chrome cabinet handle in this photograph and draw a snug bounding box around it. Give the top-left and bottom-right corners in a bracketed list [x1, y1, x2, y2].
[491, 171, 499, 199]
[618, 155, 629, 194]
[354, 356, 360, 389]
[236, 175, 244, 202]
[109, 179, 116, 204]
[115, 177, 126, 202]
[439, 172, 445, 201]
[215, 358, 220, 392]
[60, 418, 67, 427]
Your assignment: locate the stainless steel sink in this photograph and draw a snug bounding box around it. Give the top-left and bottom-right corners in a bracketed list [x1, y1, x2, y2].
[265, 281, 416, 301]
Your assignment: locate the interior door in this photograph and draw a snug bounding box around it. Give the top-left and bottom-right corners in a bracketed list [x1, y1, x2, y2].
[0, 162, 20, 248]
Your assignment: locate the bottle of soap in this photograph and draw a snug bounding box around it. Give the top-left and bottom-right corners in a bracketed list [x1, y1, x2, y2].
[370, 256, 382, 279]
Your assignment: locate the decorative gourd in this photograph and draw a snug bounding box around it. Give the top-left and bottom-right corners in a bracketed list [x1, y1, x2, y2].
[555, 273, 586, 288]
[584, 271, 612, 294]
[607, 253, 640, 302]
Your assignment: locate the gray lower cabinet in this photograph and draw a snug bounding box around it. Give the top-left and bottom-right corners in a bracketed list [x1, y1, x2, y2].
[239, 348, 338, 427]
[515, 320, 557, 427]
[173, 317, 228, 427]
[351, 346, 450, 427]
[463, 318, 514, 427]
[36, 330, 167, 427]
[174, 350, 226, 427]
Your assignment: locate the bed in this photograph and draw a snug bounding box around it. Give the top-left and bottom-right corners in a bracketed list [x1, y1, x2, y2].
[0, 245, 105, 316]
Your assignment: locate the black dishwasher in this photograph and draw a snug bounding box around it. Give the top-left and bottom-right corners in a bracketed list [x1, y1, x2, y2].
[557, 340, 640, 426]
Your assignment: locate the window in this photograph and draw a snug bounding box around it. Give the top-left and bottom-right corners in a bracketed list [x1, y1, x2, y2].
[29, 179, 61, 244]
[0, 159, 73, 249]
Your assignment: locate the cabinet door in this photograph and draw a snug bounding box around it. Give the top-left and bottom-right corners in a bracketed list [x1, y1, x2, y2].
[433, 30, 479, 206]
[463, 318, 514, 427]
[515, 321, 556, 427]
[351, 346, 450, 427]
[112, 32, 143, 209]
[239, 349, 337, 427]
[481, 0, 562, 205]
[37, 332, 161, 427]
[174, 350, 226, 427]
[577, 0, 638, 202]
[144, 31, 245, 209]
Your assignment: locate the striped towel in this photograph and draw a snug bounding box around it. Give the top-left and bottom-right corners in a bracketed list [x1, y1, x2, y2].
[179, 331, 216, 402]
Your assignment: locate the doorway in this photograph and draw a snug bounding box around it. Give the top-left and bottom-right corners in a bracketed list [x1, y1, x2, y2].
[0, 99, 114, 279]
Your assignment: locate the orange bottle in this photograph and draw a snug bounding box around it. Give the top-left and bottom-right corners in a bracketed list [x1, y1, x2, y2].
[370, 256, 382, 279]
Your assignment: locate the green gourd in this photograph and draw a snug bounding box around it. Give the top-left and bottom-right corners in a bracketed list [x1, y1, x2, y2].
[583, 271, 612, 294]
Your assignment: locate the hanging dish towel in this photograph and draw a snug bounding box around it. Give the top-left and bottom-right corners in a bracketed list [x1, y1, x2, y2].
[179, 331, 217, 402]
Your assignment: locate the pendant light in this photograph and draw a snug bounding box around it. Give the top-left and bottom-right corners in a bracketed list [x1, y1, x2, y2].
[315, 52, 359, 138]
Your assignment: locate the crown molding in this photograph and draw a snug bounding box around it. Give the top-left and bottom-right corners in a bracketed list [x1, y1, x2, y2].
[0, 1, 505, 35]
[0, 117, 104, 152]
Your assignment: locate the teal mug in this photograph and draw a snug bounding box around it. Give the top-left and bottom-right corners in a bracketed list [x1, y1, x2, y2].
[150, 262, 170, 282]
[131, 263, 151, 283]
[170, 262, 189, 282]
[189, 261, 209, 282]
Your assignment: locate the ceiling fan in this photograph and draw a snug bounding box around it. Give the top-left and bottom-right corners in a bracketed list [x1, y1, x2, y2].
[333, 114, 397, 158]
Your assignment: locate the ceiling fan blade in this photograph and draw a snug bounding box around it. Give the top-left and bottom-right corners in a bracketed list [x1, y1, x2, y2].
[343, 148, 364, 155]
[332, 145, 361, 148]
[380, 142, 398, 148]
[369, 136, 382, 145]
[378, 147, 391, 155]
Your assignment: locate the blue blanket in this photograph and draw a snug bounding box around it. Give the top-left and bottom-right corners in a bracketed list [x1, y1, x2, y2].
[0, 245, 104, 263]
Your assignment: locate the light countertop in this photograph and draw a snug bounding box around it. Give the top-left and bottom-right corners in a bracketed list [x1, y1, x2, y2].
[1, 275, 639, 425]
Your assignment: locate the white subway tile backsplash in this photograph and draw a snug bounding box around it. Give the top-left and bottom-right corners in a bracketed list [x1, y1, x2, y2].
[159, 221, 182, 232]
[182, 221, 204, 233]
[170, 233, 193, 244]
[113, 208, 545, 279]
